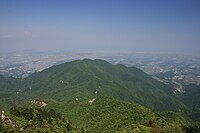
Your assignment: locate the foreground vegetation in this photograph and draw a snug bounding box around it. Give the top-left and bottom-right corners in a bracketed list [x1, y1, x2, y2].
[57, 96, 194, 133]
[1, 97, 199, 132]
[0, 107, 85, 133]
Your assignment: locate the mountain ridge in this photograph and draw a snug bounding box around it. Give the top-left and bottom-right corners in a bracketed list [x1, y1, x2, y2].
[0, 59, 185, 111]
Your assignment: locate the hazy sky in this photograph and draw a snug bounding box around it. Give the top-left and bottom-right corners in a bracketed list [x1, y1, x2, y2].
[0, 0, 200, 55]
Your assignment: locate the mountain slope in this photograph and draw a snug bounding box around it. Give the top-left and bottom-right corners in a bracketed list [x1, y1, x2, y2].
[179, 84, 200, 121]
[1, 97, 189, 133]
[0, 76, 30, 109]
[52, 96, 188, 132]
[0, 59, 185, 111]
[0, 107, 84, 132]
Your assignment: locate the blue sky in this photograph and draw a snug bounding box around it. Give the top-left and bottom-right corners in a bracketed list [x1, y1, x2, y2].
[0, 0, 200, 55]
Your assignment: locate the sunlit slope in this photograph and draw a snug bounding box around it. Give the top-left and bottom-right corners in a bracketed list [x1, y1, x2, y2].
[54, 96, 188, 132]
[21, 59, 185, 111]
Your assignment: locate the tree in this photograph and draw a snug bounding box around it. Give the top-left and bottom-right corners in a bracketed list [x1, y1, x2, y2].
[10, 106, 20, 116]
[48, 109, 56, 119]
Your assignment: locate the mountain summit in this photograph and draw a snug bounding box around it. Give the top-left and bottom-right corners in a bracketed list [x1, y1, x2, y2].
[0, 59, 184, 111]
[22, 59, 183, 111]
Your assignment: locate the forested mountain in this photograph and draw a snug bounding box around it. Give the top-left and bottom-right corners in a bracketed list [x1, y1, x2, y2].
[181, 84, 200, 109]
[0, 59, 184, 111]
[0, 59, 199, 132]
[0, 107, 84, 132]
[0, 97, 192, 133]
[55, 96, 189, 132]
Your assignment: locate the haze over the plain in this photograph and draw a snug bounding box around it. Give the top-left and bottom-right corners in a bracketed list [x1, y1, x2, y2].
[0, 0, 200, 55]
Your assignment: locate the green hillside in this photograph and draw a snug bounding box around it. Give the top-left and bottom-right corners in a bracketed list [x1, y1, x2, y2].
[53, 96, 189, 132]
[181, 84, 200, 109]
[0, 76, 29, 109]
[0, 59, 184, 111]
[0, 107, 84, 133]
[1, 59, 199, 132]
[0, 97, 190, 133]
[180, 84, 200, 122]
[30, 59, 186, 111]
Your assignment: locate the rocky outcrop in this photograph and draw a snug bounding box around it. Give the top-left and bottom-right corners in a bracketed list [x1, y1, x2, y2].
[0, 110, 16, 130]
